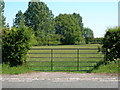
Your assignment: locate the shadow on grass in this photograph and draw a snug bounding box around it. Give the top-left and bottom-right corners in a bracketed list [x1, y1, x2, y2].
[87, 60, 105, 73]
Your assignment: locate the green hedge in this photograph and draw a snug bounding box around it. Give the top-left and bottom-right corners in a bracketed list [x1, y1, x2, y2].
[2, 26, 34, 67]
[102, 27, 120, 62]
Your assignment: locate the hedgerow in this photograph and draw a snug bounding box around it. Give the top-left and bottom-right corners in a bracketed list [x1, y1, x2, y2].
[2, 26, 35, 67]
[102, 27, 120, 62]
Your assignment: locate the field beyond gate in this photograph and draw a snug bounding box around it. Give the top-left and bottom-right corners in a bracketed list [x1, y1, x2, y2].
[27, 44, 104, 72]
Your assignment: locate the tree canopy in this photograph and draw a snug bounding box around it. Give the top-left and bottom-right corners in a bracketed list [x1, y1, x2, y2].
[12, 0, 95, 45]
[73, 13, 83, 32]
[13, 10, 25, 28]
[7, 0, 95, 46]
[55, 14, 84, 45]
[0, 0, 5, 28]
[83, 27, 94, 44]
[24, 0, 55, 37]
[24, 0, 59, 45]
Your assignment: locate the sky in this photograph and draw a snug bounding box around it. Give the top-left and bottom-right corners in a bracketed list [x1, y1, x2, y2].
[4, 0, 118, 38]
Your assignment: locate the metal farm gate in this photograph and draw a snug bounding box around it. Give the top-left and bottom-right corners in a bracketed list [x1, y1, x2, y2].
[27, 48, 104, 72]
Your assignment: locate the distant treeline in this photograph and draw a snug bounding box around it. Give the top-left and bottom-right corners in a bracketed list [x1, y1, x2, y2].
[1, 0, 102, 46]
[14, 0, 99, 45]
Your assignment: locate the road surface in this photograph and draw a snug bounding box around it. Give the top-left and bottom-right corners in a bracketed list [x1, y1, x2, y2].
[1, 72, 119, 88]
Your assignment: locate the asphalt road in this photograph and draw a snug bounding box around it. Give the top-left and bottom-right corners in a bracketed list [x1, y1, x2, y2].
[2, 79, 118, 88]
[1, 72, 119, 88]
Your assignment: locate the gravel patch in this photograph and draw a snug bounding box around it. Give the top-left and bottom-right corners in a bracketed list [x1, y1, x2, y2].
[0, 72, 118, 82]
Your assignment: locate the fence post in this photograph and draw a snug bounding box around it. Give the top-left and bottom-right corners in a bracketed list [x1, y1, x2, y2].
[77, 49, 79, 71]
[51, 49, 53, 71]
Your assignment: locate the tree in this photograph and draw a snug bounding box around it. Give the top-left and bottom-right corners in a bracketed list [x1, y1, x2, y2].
[24, 0, 55, 41]
[55, 14, 84, 45]
[0, 0, 5, 28]
[0, 0, 5, 55]
[13, 10, 25, 28]
[83, 27, 94, 44]
[73, 13, 83, 32]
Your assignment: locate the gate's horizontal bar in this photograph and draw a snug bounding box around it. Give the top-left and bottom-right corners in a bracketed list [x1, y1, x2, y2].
[80, 57, 103, 58]
[30, 48, 98, 50]
[28, 53, 51, 54]
[29, 65, 94, 67]
[29, 57, 77, 58]
[30, 57, 51, 58]
[53, 66, 78, 67]
[27, 61, 51, 62]
[79, 53, 99, 54]
[29, 65, 51, 67]
[28, 53, 99, 54]
[79, 66, 94, 67]
[32, 70, 89, 71]
[29, 57, 103, 58]
[29, 65, 78, 67]
[27, 61, 99, 63]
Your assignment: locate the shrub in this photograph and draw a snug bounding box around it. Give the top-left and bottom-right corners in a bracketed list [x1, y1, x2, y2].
[102, 27, 120, 62]
[2, 26, 35, 67]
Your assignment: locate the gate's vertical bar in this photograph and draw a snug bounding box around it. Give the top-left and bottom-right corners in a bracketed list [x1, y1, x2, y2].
[51, 49, 53, 71]
[77, 49, 79, 71]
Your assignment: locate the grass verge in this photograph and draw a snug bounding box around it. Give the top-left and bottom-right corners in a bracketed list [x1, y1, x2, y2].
[90, 60, 119, 73]
[1, 64, 32, 74]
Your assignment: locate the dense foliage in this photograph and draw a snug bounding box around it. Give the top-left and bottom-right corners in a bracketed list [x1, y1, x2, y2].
[72, 13, 83, 32]
[13, 10, 25, 28]
[2, 26, 35, 66]
[102, 27, 120, 62]
[0, 0, 5, 64]
[0, 0, 5, 28]
[13, 0, 94, 45]
[24, 0, 60, 45]
[55, 14, 85, 45]
[83, 27, 94, 44]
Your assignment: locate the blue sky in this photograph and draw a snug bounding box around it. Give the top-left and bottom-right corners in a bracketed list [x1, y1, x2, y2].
[4, 1, 118, 37]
